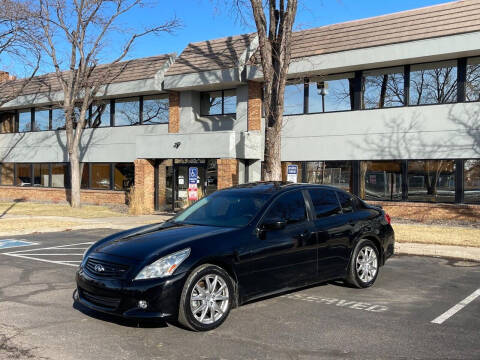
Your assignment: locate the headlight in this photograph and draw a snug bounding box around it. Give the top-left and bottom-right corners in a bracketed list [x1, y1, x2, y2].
[134, 248, 190, 280]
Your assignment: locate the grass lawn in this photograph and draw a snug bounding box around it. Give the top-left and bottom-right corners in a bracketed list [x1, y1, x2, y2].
[0, 219, 82, 234]
[393, 223, 480, 248]
[0, 201, 124, 219]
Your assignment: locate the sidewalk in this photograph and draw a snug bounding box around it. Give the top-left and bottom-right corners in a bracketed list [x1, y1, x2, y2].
[395, 242, 480, 262]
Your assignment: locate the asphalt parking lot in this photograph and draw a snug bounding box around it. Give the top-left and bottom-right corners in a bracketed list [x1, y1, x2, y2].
[1, 229, 479, 360]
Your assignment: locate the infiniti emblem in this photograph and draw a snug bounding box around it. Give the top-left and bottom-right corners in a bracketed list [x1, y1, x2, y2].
[94, 264, 105, 272]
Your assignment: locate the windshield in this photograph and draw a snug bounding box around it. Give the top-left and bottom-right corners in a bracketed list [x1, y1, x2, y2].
[172, 191, 270, 227]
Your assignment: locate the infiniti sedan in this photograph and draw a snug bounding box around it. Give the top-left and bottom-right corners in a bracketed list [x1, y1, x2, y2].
[76, 182, 394, 331]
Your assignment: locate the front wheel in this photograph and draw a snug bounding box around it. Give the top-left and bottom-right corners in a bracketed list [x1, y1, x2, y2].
[178, 264, 234, 331]
[345, 239, 380, 288]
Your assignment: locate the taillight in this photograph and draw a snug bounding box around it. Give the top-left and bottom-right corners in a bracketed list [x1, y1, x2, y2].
[384, 213, 391, 225]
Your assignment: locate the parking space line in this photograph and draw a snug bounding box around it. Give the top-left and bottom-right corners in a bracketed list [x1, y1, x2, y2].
[3, 253, 80, 267]
[431, 289, 480, 324]
[1, 241, 94, 267]
[5, 242, 93, 254]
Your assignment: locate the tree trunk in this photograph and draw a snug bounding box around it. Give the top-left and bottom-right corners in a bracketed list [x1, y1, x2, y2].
[69, 148, 81, 208]
[263, 113, 283, 181]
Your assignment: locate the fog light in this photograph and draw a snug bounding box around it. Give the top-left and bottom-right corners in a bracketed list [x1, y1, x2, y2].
[138, 300, 148, 309]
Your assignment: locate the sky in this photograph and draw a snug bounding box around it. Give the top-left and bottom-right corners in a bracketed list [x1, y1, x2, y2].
[3, 0, 453, 76]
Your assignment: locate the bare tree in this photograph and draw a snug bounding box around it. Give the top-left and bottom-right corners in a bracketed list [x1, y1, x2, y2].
[35, 0, 179, 207]
[0, 0, 41, 106]
[247, 0, 298, 181]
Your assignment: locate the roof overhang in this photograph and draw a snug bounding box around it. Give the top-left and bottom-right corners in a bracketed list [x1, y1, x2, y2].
[248, 31, 480, 80]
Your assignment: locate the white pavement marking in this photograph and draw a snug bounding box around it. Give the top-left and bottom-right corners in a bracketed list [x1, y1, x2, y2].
[281, 294, 389, 312]
[1, 242, 94, 267]
[431, 289, 480, 325]
[5, 241, 93, 254]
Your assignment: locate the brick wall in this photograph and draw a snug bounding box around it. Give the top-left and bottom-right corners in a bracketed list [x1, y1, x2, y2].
[0, 186, 126, 205]
[369, 201, 480, 223]
[217, 159, 239, 189]
[0, 71, 14, 83]
[169, 91, 180, 133]
[247, 81, 262, 131]
[133, 159, 155, 214]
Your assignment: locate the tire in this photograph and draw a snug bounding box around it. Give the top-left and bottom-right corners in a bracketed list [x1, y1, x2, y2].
[178, 264, 234, 331]
[345, 239, 380, 288]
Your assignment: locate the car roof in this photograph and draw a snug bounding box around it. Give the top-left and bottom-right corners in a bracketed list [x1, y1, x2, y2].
[220, 182, 347, 195]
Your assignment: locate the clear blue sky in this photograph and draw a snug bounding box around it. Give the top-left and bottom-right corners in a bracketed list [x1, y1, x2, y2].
[5, 0, 453, 76]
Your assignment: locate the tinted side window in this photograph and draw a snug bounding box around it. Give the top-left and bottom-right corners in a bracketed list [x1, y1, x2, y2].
[337, 191, 354, 213]
[264, 191, 307, 224]
[308, 189, 342, 218]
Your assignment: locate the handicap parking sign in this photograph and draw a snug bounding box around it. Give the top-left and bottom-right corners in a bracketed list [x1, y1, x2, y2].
[189, 167, 198, 184]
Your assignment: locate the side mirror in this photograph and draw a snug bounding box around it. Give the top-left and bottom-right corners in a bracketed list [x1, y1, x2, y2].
[262, 219, 287, 231]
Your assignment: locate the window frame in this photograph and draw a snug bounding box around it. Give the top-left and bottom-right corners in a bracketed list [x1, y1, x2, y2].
[257, 189, 311, 228]
[200, 89, 237, 116]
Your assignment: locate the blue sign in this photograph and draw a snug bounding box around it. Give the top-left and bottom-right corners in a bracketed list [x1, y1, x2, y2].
[287, 165, 298, 175]
[0, 239, 36, 250]
[189, 167, 198, 184]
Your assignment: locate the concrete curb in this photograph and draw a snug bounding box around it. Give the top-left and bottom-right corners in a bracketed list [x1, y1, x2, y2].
[396, 242, 480, 262]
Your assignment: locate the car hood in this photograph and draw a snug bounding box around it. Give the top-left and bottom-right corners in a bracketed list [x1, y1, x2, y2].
[92, 222, 236, 261]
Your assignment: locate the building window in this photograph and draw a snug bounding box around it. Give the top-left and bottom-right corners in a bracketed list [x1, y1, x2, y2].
[81, 163, 89, 189]
[360, 161, 402, 201]
[284, 80, 304, 115]
[309, 74, 353, 113]
[33, 164, 49, 187]
[51, 163, 68, 188]
[89, 102, 111, 128]
[34, 108, 50, 131]
[114, 163, 134, 190]
[304, 161, 352, 193]
[17, 109, 31, 132]
[466, 57, 480, 102]
[0, 112, 15, 133]
[143, 95, 169, 124]
[91, 163, 111, 189]
[362, 67, 405, 109]
[464, 160, 480, 204]
[15, 164, 31, 186]
[52, 108, 65, 130]
[409, 60, 457, 105]
[115, 98, 140, 126]
[407, 160, 455, 203]
[0, 163, 14, 185]
[200, 89, 236, 116]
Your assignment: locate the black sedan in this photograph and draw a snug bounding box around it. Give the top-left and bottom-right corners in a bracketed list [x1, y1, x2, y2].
[76, 182, 394, 331]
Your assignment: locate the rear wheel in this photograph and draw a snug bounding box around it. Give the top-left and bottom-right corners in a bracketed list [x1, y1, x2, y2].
[346, 239, 379, 288]
[178, 264, 234, 331]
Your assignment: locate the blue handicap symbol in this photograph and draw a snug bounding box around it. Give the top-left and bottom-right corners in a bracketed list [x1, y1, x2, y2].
[0, 239, 36, 250]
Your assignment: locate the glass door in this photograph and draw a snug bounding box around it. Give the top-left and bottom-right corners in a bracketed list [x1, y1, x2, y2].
[174, 164, 206, 211]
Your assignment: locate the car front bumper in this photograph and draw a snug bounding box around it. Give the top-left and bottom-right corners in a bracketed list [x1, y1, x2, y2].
[75, 266, 187, 319]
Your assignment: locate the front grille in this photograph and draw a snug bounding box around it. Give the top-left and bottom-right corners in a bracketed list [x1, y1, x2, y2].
[85, 258, 129, 278]
[81, 290, 121, 310]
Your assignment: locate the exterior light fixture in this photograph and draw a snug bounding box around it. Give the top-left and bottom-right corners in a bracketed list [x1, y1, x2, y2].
[316, 82, 329, 112]
[173, 142, 181, 149]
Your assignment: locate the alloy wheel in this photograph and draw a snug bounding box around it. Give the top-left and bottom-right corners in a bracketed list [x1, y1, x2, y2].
[355, 246, 378, 283]
[190, 274, 230, 325]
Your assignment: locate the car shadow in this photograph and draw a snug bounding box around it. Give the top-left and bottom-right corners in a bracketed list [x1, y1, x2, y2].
[72, 290, 169, 329]
[241, 279, 352, 306]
